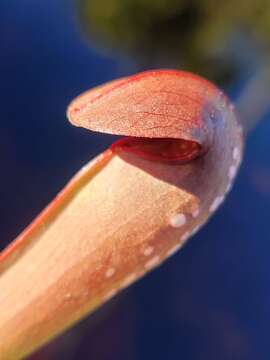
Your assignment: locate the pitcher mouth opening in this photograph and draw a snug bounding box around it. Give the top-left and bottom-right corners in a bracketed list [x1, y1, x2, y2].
[111, 136, 205, 164]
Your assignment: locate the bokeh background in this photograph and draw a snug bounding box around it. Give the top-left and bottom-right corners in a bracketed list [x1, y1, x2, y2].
[1, 1, 270, 359]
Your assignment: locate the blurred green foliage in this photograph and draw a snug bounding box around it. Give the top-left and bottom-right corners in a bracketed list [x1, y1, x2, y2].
[77, 0, 270, 85]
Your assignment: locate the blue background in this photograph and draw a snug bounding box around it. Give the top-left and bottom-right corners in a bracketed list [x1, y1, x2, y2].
[1, 1, 270, 359]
